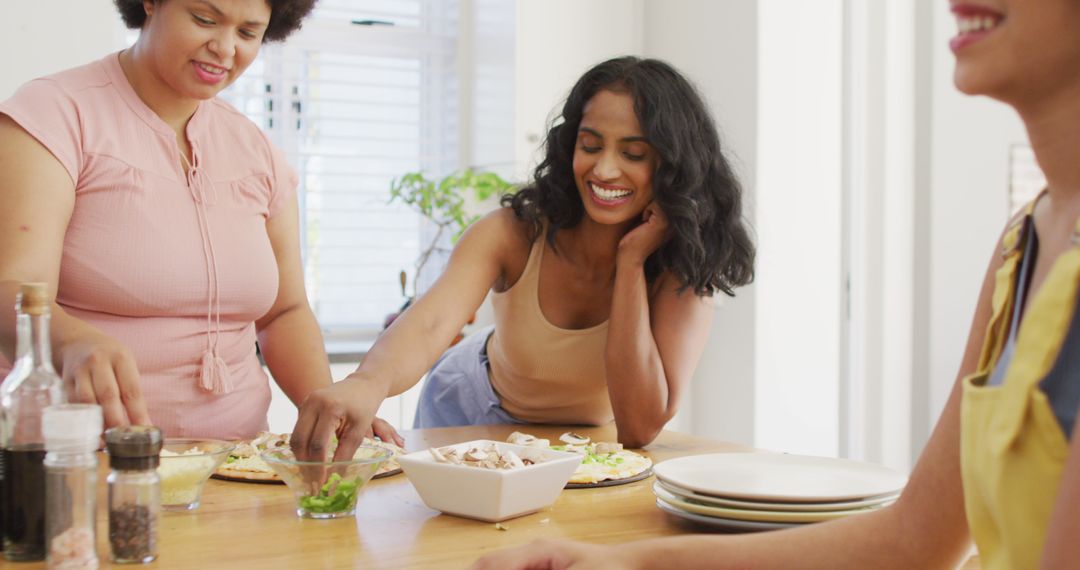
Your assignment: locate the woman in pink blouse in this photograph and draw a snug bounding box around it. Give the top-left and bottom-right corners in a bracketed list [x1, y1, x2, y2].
[0, 0, 400, 443]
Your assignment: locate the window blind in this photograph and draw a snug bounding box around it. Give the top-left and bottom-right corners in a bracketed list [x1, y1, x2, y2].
[219, 0, 461, 344]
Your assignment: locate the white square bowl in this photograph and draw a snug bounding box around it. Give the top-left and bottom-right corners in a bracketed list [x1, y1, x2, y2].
[398, 439, 584, 522]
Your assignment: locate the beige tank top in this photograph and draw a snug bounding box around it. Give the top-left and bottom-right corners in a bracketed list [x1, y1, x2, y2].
[487, 233, 613, 425]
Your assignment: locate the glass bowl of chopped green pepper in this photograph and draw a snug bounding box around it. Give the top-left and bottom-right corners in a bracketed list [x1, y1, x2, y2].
[262, 446, 393, 519]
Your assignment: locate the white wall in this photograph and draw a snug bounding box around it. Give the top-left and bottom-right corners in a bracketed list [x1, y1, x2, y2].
[0, 0, 122, 99]
[754, 0, 844, 456]
[640, 0, 759, 443]
[842, 0, 918, 472]
[513, 0, 644, 182]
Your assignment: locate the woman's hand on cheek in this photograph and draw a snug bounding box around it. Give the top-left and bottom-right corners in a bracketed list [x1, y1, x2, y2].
[617, 202, 670, 268]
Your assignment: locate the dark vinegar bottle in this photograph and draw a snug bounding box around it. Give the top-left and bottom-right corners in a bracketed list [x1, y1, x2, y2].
[0, 291, 33, 553]
[1, 284, 64, 561]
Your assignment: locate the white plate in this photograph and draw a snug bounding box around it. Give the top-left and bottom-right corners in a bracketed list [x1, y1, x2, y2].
[655, 499, 800, 532]
[653, 452, 906, 503]
[653, 483, 883, 523]
[655, 480, 897, 512]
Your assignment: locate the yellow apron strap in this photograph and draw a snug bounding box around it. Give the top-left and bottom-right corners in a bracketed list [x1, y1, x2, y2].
[993, 206, 1080, 449]
[975, 202, 1037, 372]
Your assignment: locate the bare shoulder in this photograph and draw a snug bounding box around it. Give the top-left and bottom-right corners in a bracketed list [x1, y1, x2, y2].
[982, 207, 1028, 281]
[468, 208, 535, 242]
[463, 208, 536, 292]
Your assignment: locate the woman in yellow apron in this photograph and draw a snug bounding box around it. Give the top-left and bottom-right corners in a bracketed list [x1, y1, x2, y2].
[960, 196, 1080, 569]
[471, 0, 1080, 568]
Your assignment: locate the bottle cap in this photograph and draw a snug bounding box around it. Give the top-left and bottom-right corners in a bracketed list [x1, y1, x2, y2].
[44, 404, 103, 452]
[105, 425, 163, 470]
[20, 283, 49, 316]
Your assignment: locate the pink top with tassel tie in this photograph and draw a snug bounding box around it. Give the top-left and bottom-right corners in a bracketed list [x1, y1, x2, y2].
[0, 53, 295, 439]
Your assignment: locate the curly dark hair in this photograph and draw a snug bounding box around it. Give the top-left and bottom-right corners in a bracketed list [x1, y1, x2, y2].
[114, 0, 316, 42]
[503, 56, 755, 297]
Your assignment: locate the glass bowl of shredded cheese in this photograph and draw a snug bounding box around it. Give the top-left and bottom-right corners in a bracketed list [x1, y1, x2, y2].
[158, 439, 235, 511]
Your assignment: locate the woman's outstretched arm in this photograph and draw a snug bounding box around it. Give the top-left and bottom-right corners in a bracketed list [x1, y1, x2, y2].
[291, 209, 522, 460]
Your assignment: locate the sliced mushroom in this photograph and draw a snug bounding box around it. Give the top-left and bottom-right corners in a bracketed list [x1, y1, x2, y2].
[430, 442, 546, 470]
[506, 431, 536, 446]
[232, 442, 257, 457]
[251, 431, 275, 449]
[433, 446, 464, 464]
[519, 449, 545, 465]
[560, 432, 591, 445]
[594, 442, 624, 454]
[505, 450, 526, 469]
[464, 447, 490, 463]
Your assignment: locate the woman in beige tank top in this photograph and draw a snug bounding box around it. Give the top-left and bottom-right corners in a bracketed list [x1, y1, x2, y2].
[293, 57, 755, 459]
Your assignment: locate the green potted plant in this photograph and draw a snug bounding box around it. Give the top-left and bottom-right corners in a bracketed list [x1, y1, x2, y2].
[382, 169, 516, 332]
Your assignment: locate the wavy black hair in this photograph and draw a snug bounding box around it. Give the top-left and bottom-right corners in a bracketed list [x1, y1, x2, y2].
[503, 56, 755, 297]
[114, 0, 316, 42]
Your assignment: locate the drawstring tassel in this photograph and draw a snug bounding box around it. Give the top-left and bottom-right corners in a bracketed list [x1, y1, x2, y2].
[198, 349, 234, 394]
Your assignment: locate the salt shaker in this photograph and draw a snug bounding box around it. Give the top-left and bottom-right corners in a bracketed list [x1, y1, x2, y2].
[104, 426, 162, 564]
[44, 404, 103, 570]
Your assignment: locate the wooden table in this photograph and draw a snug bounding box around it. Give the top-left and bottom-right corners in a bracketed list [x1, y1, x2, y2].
[5, 425, 981, 569]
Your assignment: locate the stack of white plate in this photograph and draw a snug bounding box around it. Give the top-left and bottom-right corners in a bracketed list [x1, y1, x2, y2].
[652, 453, 906, 532]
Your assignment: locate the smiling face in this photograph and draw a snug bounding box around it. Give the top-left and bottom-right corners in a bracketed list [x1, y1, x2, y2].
[949, 0, 1080, 106]
[572, 89, 659, 229]
[139, 0, 270, 102]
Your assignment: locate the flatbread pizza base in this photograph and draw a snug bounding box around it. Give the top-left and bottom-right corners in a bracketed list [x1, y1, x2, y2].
[506, 431, 653, 489]
[565, 466, 653, 488]
[564, 451, 653, 487]
[211, 465, 403, 484]
[212, 438, 403, 484]
[212, 468, 283, 484]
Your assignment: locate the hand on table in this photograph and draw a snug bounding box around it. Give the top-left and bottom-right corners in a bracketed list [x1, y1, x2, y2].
[291, 376, 404, 461]
[61, 331, 152, 428]
[471, 539, 638, 570]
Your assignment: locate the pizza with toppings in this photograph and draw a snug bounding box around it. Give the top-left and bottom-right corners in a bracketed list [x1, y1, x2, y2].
[506, 431, 653, 487]
[214, 431, 405, 483]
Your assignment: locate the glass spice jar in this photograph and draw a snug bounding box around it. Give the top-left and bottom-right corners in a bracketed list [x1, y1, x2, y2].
[104, 426, 162, 564]
[44, 404, 103, 570]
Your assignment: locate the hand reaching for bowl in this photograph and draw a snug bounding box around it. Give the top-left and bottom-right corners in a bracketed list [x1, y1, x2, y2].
[291, 375, 404, 462]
